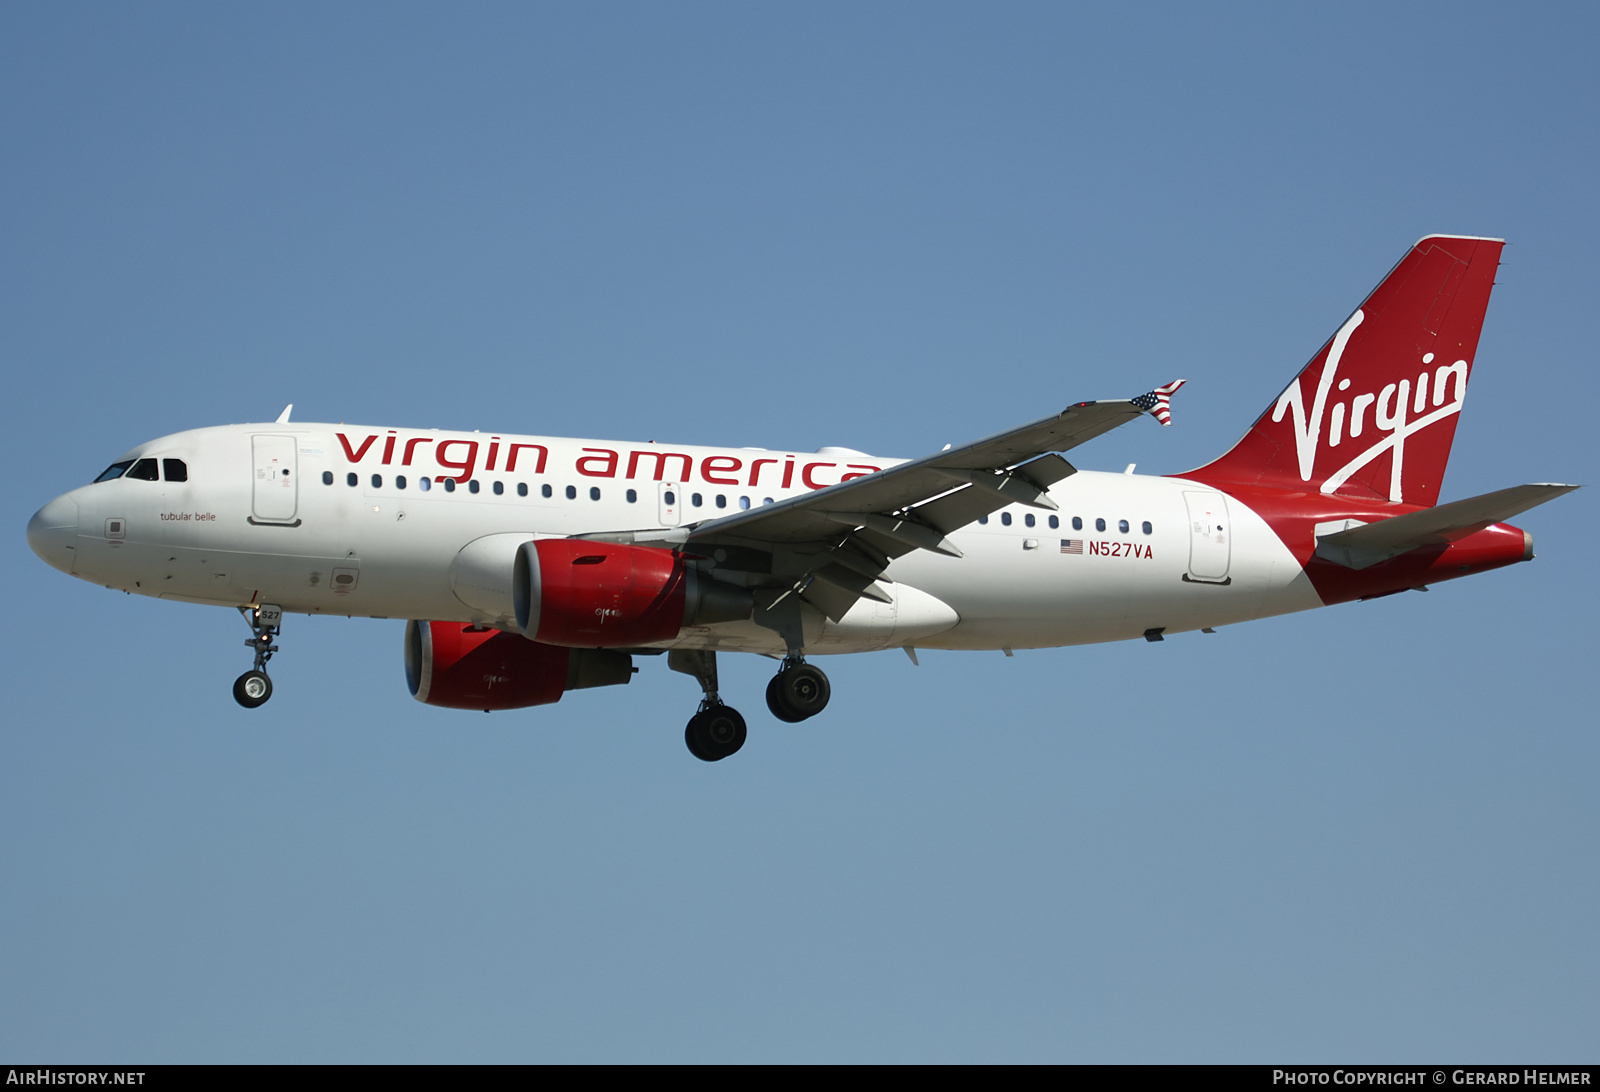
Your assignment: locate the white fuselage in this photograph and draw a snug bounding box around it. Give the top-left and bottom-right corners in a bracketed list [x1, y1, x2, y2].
[33, 422, 1324, 655]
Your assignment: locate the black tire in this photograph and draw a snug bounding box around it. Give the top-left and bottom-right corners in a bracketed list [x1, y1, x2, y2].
[685, 718, 714, 761]
[770, 664, 830, 721]
[766, 674, 807, 723]
[686, 705, 746, 761]
[233, 670, 272, 709]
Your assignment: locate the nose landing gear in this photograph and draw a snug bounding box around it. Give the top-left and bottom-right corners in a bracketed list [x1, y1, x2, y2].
[233, 604, 282, 709]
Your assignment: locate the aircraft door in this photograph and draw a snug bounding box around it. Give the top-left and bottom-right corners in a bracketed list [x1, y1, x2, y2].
[1183, 491, 1230, 584]
[252, 434, 299, 523]
[658, 482, 681, 527]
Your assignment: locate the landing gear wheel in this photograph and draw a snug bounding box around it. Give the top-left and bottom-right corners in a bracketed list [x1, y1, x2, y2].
[766, 674, 807, 722]
[767, 663, 830, 722]
[233, 670, 273, 709]
[685, 720, 712, 761]
[685, 704, 747, 762]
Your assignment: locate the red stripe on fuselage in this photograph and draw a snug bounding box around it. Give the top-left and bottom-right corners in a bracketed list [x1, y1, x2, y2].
[1193, 481, 1530, 604]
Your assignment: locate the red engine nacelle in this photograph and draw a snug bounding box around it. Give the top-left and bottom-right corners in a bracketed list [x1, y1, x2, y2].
[513, 538, 750, 648]
[404, 620, 633, 711]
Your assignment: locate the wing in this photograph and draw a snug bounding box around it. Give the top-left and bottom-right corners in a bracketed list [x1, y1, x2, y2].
[577, 382, 1184, 624]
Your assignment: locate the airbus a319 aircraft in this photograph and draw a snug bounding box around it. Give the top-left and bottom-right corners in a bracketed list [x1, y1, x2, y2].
[27, 236, 1577, 760]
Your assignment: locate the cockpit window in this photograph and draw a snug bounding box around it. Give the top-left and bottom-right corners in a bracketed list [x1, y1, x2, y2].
[94, 460, 134, 483]
[162, 458, 188, 482]
[126, 459, 160, 481]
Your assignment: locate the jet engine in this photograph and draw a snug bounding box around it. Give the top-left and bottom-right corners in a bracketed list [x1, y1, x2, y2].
[513, 539, 751, 647]
[405, 619, 634, 711]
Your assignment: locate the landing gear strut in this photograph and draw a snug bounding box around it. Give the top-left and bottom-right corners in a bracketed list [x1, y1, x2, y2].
[669, 649, 746, 761]
[233, 604, 282, 709]
[765, 656, 831, 722]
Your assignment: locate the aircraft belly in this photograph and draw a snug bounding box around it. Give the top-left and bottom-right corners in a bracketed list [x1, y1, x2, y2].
[811, 582, 960, 651]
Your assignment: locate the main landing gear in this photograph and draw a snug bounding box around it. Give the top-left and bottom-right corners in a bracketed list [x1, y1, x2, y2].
[765, 657, 831, 723]
[669, 649, 833, 761]
[669, 649, 746, 761]
[686, 703, 748, 763]
[233, 603, 282, 709]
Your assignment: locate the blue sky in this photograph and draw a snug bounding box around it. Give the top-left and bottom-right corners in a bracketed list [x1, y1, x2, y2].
[3, 3, 1596, 1062]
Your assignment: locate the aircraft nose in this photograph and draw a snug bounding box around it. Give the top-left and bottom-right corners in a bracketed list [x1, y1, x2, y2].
[27, 493, 79, 574]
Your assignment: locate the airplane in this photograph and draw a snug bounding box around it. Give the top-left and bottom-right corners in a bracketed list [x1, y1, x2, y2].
[26, 235, 1578, 761]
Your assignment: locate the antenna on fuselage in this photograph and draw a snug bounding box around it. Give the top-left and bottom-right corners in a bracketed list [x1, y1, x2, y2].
[275, 404, 293, 424]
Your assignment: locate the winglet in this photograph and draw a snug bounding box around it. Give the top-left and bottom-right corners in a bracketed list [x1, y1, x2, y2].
[275, 404, 293, 424]
[1132, 380, 1185, 426]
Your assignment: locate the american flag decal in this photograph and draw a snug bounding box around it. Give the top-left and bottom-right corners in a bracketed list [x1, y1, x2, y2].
[1132, 379, 1186, 426]
[1060, 539, 1083, 554]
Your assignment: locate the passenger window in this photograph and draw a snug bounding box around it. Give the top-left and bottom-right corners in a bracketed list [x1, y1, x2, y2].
[164, 459, 188, 482]
[739, 496, 750, 510]
[371, 474, 382, 488]
[763, 497, 774, 505]
[1024, 513, 1035, 528]
[442, 478, 454, 493]
[1095, 518, 1106, 532]
[419, 477, 431, 492]
[347, 473, 358, 487]
[492, 481, 502, 495]
[590, 487, 601, 501]
[692, 493, 703, 507]
[468, 480, 480, 494]
[396, 475, 407, 490]
[716, 495, 727, 509]
[540, 484, 551, 498]
[664, 490, 676, 506]
[978, 515, 989, 525]
[127, 459, 159, 481]
[1118, 519, 1129, 533]
[1001, 512, 1012, 526]
[565, 485, 577, 500]
[519, 483, 529, 497]
[1142, 521, 1153, 535]
[94, 460, 134, 483]
[322, 471, 334, 485]
[1048, 515, 1059, 529]
[626, 489, 638, 503]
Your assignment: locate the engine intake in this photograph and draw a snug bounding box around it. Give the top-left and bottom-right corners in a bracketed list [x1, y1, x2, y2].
[405, 619, 633, 710]
[513, 539, 750, 647]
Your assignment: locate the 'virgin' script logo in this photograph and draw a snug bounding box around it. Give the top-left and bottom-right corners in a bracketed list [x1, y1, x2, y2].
[1270, 310, 1469, 502]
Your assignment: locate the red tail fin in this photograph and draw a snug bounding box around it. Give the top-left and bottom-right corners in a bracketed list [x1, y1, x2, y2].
[1186, 235, 1503, 508]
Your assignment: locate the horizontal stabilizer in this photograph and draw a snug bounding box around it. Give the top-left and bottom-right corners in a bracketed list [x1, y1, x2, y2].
[1314, 483, 1579, 569]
